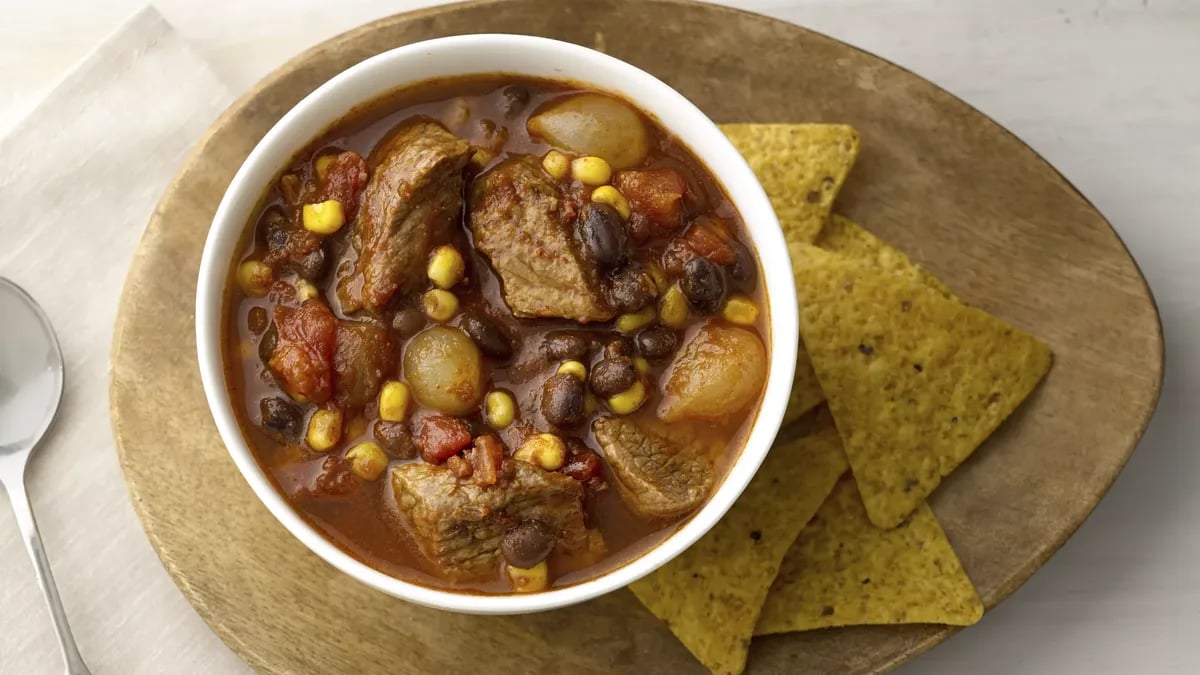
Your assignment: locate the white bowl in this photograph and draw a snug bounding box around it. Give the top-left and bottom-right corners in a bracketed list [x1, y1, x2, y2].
[196, 34, 798, 615]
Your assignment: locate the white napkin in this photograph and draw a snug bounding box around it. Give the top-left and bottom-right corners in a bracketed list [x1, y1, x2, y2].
[0, 7, 247, 674]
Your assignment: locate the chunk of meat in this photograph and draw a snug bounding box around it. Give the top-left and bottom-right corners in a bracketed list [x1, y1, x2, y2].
[469, 155, 614, 322]
[268, 300, 336, 404]
[615, 169, 685, 241]
[332, 319, 395, 408]
[592, 417, 714, 519]
[391, 460, 598, 579]
[339, 120, 472, 311]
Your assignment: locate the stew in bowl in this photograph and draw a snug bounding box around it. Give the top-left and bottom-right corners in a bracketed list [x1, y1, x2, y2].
[198, 34, 796, 612]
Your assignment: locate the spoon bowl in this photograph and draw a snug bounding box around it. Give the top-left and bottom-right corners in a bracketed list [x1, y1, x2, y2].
[0, 277, 91, 675]
[0, 278, 64, 454]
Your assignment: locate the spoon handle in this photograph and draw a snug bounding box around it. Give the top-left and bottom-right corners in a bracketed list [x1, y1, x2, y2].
[4, 475, 92, 675]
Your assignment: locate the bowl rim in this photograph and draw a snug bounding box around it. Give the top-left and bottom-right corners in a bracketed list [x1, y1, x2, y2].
[195, 33, 797, 614]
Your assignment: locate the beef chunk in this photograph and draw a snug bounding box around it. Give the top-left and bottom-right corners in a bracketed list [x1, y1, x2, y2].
[592, 417, 714, 519]
[332, 319, 395, 408]
[339, 120, 471, 312]
[468, 156, 614, 323]
[268, 300, 336, 404]
[391, 460, 597, 579]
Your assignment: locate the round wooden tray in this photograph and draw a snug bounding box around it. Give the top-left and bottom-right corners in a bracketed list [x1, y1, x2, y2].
[110, 1, 1163, 672]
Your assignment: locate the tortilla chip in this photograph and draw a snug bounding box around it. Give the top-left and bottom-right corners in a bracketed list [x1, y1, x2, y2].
[720, 124, 860, 244]
[786, 215, 953, 425]
[789, 243, 1052, 528]
[757, 475, 982, 633]
[819, 215, 955, 299]
[630, 412, 848, 675]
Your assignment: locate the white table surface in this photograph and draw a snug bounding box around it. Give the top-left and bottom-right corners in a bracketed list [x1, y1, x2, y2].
[0, 1, 1196, 673]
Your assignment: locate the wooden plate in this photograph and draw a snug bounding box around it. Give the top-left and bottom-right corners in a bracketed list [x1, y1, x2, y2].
[110, 1, 1163, 672]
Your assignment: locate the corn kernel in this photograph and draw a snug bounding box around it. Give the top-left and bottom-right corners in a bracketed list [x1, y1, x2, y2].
[647, 264, 670, 295]
[302, 200, 346, 235]
[607, 380, 647, 415]
[591, 185, 631, 219]
[378, 381, 411, 422]
[542, 150, 570, 179]
[345, 442, 388, 481]
[583, 393, 598, 415]
[237, 260, 273, 298]
[722, 294, 761, 326]
[557, 360, 587, 380]
[427, 245, 466, 289]
[633, 356, 651, 375]
[314, 154, 336, 180]
[295, 279, 319, 302]
[484, 389, 516, 429]
[514, 433, 566, 471]
[422, 289, 459, 322]
[616, 306, 656, 334]
[306, 408, 343, 452]
[660, 286, 689, 329]
[507, 561, 549, 593]
[571, 156, 612, 186]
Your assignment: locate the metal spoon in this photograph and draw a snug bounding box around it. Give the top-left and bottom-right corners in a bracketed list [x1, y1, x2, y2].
[0, 277, 91, 675]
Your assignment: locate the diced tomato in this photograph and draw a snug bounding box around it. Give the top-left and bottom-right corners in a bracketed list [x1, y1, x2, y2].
[468, 435, 505, 487]
[417, 416, 473, 465]
[318, 151, 369, 218]
[312, 455, 359, 497]
[615, 169, 685, 240]
[660, 237, 697, 277]
[269, 300, 337, 404]
[682, 216, 736, 265]
[562, 442, 607, 494]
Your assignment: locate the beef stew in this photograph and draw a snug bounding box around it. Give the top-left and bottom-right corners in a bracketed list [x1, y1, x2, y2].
[223, 75, 770, 594]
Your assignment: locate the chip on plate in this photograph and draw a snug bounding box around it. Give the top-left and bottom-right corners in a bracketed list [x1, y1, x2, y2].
[789, 243, 1052, 528]
[629, 412, 848, 675]
[756, 475, 983, 633]
[719, 124, 860, 244]
[786, 215, 956, 424]
[818, 215, 955, 299]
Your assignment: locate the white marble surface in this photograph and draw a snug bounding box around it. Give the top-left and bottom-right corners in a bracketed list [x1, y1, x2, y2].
[0, 1, 1196, 673]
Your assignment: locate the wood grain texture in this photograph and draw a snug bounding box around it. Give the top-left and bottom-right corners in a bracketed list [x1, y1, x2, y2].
[109, 1, 1163, 673]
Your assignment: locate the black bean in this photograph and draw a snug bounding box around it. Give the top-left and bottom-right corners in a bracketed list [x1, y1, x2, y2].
[391, 307, 426, 339]
[590, 357, 637, 398]
[602, 336, 634, 359]
[459, 311, 513, 359]
[681, 256, 726, 314]
[501, 520, 556, 569]
[291, 245, 328, 282]
[247, 306, 269, 335]
[500, 86, 531, 119]
[728, 240, 757, 285]
[636, 326, 678, 360]
[541, 331, 591, 361]
[374, 420, 417, 459]
[608, 263, 656, 313]
[577, 202, 627, 271]
[258, 323, 277, 366]
[261, 208, 289, 253]
[541, 374, 585, 426]
[260, 397, 302, 437]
